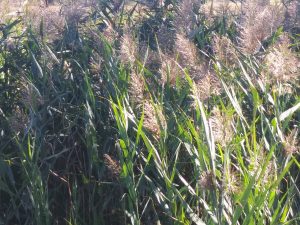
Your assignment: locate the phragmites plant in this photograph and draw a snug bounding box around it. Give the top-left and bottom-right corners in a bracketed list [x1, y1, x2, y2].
[159, 54, 182, 86]
[193, 69, 222, 101]
[175, 0, 201, 36]
[101, 23, 117, 44]
[25, 3, 65, 41]
[200, 0, 241, 21]
[8, 107, 29, 134]
[1, 0, 300, 224]
[199, 170, 216, 190]
[103, 153, 121, 179]
[143, 101, 166, 139]
[129, 70, 145, 107]
[175, 32, 202, 78]
[120, 31, 138, 65]
[240, 0, 285, 54]
[212, 34, 238, 67]
[88, 52, 103, 76]
[21, 82, 44, 109]
[224, 169, 241, 194]
[209, 107, 234, 147]
[62, 3, 89, 47]
[283, 129, 299, 156]
[248, 150, 277, 188]
[263, 33, 300, 83]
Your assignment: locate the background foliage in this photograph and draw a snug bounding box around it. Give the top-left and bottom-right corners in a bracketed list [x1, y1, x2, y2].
[0, 0, 299, 224]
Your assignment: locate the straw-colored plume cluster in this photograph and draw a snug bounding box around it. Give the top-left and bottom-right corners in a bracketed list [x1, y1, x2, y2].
[120, 0, 225, 103]
[89, 53, 103, 76]
[122, 41, 166, 138]
[143, 101, 166, 139]
[120, 32, 138, 65]
[283, 129, 299, 156]
[26, 4, 64, 41]
[194, 72, 222, 101]
[175, 33, 201, 78]
[129, 71, 145, 107]
[209, 107, 234, 147]
[263, 34, 300, 83]
[21, 82, 44, 109]
[199, 171, 215, 190]
[240, 0, 285, 54]
[248, 151, 276, 187]
[102, 23, 117, 44]
[103, 154, 121, 179]
[173, 0, 223, 99]
[224, 169, 240, 194]
[175, 0, 199, 36]
[120, 31, 167, 138]
[201, 0, 241, 19]
[9, 107, 28, 134]
[213, 34, 238, 67]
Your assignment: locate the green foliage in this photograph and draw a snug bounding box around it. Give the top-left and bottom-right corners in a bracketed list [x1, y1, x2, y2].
[0, 0, 299, 225]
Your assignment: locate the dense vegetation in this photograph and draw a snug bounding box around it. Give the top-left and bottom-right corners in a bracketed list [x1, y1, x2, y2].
[0, 0, 299, 224]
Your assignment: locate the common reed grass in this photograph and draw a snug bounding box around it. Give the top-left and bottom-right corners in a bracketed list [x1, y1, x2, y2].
[0, 0, 299, 224]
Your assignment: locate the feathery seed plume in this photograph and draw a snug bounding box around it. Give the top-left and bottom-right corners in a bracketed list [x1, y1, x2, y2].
[224, 169, 241, 194]
[194, 70, 222, 102]
[201, 0, 241, 20]
[175, 33, 201, 78]
[120, 32, 137, 65]
[104, 154, 121, 179]
[143, 101, 166, 139]
[240, 0, 285, 54]
[129, 71, 145, 107]
[213, 34, 238, 67]
[263, 34, 300, 83]
[199, 171, 215, 190]
[175, 0, 200, 36]
[159, 55, 181, 86]
[248, 150, 276, 187]
[283, 129, 299, 156]
[209, 107, 234, 147]
[21, 82, 44, 109]
[9, 107, 29, 134]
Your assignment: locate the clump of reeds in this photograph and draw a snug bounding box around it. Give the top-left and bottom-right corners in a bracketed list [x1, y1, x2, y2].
[193, 69, 222, 101]
[199, 170, 215, 190]
[143, 101, 166, 139]
[129, 70, 145, 107]
[209, 107, 234, 147]
[262, 33, 300, 83]
[175, 32, 201, 78]
[120, 31, 138, 65]
[1, 0, 300, 224]
[212, 34, 238, 67]
[104, 154, 121, 179]
[8, 107, 29, 134]
[239, 0, 285, 54]
[283, 129, 299, 156]
[175, 0, 199, 36]
[200, 0, 241, 20]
